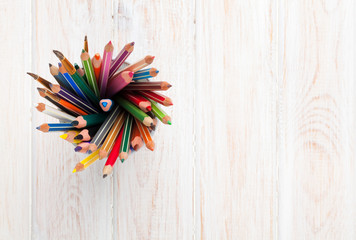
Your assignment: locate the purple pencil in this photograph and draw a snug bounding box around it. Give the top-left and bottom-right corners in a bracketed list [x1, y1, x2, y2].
[108, 42, 135, 79]
[49, 83, 99, 114]
[99, 41, 114, 98]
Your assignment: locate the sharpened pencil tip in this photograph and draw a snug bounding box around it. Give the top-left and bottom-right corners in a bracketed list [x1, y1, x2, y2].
[121, 159, 124, 163]
[129, 71, 134, 78]
[72, 169, 77, 173]
[167, 120, 172, 125]
[71, 121, 79, 126]
[36, 126, 40, 130]
[102, 102, 108, 107]
[84, 35, 87, 41]
[49, 63, 52, 67]
[74, 146, 82, 152]
[27, 72, 38, 79]
[53, 50, 64, 60]
[150, 122, 153, 126]
[167, 84, 172, 88]
[82, 49, 85, 53]
[58, 62, 62, 67]
[74, 135, 83, 140]
[94, 54, 100, 60]
[87, 150, 92, 154]
[103, 174, 107, 178]
[131, 42, 135, 46]
[156, 70, 159, 73]
[147, 106, 152, 111]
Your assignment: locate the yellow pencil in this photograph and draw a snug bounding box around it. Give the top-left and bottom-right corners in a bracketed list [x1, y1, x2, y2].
[72, 149, 100, 172]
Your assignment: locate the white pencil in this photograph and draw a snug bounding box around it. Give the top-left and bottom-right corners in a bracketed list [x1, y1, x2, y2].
[35, 103, 76, 122]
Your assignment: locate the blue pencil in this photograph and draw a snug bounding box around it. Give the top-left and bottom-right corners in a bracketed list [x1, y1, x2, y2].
[49, 63, 73, 91]
[36, 123, 77, 132]
[132, 68, 159, 81]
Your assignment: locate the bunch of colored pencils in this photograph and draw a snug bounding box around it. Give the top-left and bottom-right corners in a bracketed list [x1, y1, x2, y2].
[32, 36, 172, 178]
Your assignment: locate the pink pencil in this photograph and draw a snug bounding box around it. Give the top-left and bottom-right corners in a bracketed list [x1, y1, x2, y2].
[106, 71, 134, 98]
[109, 42, 135, 79]
[99, 41, 114, 98]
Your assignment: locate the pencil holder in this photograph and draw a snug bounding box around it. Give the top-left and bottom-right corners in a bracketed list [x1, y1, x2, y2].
[32, 37, 172, 178]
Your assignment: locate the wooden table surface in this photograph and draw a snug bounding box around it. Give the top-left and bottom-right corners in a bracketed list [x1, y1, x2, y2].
[0, 0, 355, 239]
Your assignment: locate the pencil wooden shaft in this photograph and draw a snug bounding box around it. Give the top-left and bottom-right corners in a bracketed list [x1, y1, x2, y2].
[50, 84, 99, 114]
[109, 42, 134, 79]
[113, 96, 153, 126]
[100, 111, 126, 159]
[36, 103, 76, 122]
[119, 114, 133, 161]
[81, 51, 100, 97]
[90, 106, 121, 147]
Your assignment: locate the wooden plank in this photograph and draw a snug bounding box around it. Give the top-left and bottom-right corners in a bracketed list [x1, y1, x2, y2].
[111, 1, 195, 239]
[278, 0, 355, 238]
[195, 0, 278, 239]
[32, 1, 114, 239]
[0, 0, 31, 239]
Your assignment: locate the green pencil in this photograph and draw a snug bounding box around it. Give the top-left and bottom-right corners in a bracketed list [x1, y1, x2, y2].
[148, 100, 172, 125]
[113, 96, 153, 127]
[81, 49, 100, 97]
[71, 113, 108, 128]
[119, 114, 133, 162]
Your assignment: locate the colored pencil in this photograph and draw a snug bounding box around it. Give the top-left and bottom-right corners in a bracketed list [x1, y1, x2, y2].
[81, 49, 100, 97]
[58, 62, 90, 102]
[88, 106, 121, 153]
[109, 42, 135, 79]
[60, 130, 81, 144]
[43, 88, 88, 116]
[135, 90, 173, 106]
[49, 63, 72, 90]
[92, 53, 102, 83]
[130, 121, 143, 151]
[121, 91, 152, 112]
[35, 103, 76, 122]
[124, 81, 172, 91]
[132, 68, 159, 81]
[119, 114, 133, 162]
[54, 50, 100, 105]
[72, 149, 100, 172]
[113, 96, 153, 127]
[99, 99, 114, 112]
[106, 71, 134, 98]
[75, 125, 101, 141]
[74, 63, 87, 83]
[36, 87, 78, 116]
[119, 55, 155, 73]
[84, 35, 88, 53]
[149, 118, 158, 132]
[149, 100, 172, 125]
[71, 113, 108, 128]
[99, 41, 114, 98]
[102, 126, 124, 177]
[36, 123, 76, 132]
[49, 83, 99, 114]
[99, 111, 126, 159]
[27, 72, 52, 90]
[134, 118, 155, 151]
[75, 142, 90, 153]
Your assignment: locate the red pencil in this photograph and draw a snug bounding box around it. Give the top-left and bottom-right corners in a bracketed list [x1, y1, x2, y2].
[102, 126, 124, 178]
[134, 90, 173, 106]
[121, 91, 152, 112]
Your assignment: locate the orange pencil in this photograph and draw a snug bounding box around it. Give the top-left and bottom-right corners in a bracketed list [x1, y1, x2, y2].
[130, 121, 143, 151]
[92, 53, 102, 85]
[134, 118, 154, 151]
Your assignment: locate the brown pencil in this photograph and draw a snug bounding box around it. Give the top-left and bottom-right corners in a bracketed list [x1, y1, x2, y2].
[27, 72, 52, 90]
[123, 81, 172, 91]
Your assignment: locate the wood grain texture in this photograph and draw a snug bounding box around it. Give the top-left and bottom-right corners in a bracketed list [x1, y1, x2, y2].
[0, 0, 31, 239]
[112, 1, 195, 239]
[195, 0, 278, 239]
[278, 0, 355, 239]
[32, 1, 114, 239]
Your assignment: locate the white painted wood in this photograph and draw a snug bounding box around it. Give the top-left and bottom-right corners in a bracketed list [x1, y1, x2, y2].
[0, 0, 31, 239]
[195, 0, 278, 239]
[111, 1, 195, 239]
[0, 0, 355, 239]
[31, 1, 114, 239]
[278, 0, 356, 239]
